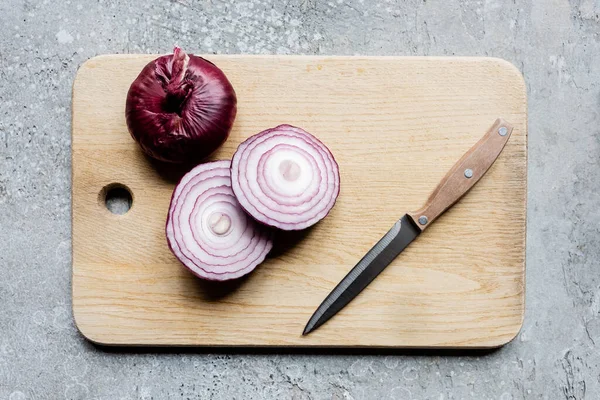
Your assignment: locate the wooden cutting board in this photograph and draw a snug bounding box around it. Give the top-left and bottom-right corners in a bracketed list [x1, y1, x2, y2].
[72, 54, 527, 348]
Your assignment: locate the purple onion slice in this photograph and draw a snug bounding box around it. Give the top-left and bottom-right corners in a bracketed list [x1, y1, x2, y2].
[166, 160, 273, 281]
[231, 125, 340, 230]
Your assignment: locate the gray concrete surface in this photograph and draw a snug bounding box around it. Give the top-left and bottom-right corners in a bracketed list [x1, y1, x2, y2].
[1, 0, 599, 399]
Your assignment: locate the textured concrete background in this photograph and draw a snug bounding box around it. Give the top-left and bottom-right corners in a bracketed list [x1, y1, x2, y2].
[1, 0, 599, 399]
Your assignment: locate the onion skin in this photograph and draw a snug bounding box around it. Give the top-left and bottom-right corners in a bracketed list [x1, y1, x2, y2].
[126, 47, 237, 163]
[231, 125, 341, 231]
[166, 160, 273, 281]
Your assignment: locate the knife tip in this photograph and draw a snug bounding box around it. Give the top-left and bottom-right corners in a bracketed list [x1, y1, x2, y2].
[303, 318, 318, 335]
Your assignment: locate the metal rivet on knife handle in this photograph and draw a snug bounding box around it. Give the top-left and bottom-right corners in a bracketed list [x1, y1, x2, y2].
[498, 126, 508, 136]
[464, 169, 473, 178]
[418, 216, 428, 225]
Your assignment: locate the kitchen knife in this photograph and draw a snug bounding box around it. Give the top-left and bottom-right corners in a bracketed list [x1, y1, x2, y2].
[303, 118, 513, 335]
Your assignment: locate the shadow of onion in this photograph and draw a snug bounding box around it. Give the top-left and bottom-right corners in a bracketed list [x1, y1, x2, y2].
[267, 225, 316, 259]
[144, 152, 198, 185]
[191, 274, 251, 301]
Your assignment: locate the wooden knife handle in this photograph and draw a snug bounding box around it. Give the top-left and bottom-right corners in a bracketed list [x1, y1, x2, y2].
[408, 118, 513, 231]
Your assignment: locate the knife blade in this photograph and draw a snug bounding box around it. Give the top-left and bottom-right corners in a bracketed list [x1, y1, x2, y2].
[303, 118, 513, 335]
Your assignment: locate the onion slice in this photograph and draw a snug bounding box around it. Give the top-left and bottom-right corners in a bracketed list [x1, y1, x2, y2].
[166, 160, 273, 281]
[231, 125, 340, 230]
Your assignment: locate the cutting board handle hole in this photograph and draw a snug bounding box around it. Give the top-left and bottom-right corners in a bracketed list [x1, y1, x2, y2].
[99, 183, 133, 215]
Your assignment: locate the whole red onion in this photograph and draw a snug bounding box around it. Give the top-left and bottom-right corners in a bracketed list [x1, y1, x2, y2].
[126, 47, 237, 163]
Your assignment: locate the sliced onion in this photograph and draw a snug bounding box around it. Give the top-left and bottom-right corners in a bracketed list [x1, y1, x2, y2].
[231, 125, 340, 230]
[166, 160, 273, 281]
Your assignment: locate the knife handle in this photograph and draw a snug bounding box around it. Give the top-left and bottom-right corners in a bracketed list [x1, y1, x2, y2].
[408, 118, 513, 231]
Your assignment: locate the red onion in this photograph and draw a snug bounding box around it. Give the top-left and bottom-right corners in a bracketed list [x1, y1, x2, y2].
[166, 160, 273, 281]
[126, 47, 237, 163]
[231, 125, 340, 230]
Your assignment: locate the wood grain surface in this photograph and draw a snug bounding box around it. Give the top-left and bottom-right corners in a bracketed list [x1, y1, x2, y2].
[72, 54, 527, 348]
